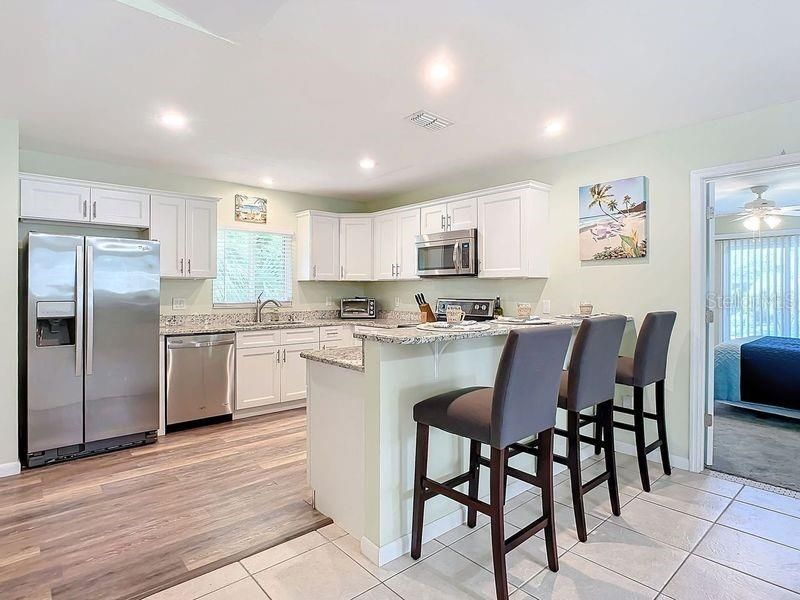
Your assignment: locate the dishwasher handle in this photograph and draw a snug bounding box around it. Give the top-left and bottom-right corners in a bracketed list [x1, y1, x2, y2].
[167, 334, 235, 349]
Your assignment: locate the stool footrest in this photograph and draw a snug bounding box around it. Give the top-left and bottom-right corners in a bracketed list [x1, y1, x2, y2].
[581, 471, 609, 494]
[613, 421, 636, 432]
[644, 439, 663, 454]
[505, 516, 548, 553]
[614, 405, 658, 420]
[422, 476, 492, 516]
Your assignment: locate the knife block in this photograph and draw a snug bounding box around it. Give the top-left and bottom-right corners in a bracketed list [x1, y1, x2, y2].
[419, 303, 437, 323]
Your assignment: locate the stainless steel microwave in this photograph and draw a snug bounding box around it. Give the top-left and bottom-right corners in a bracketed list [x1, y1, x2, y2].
[415, 229, 478, 277]
[340, 297, 377, 319]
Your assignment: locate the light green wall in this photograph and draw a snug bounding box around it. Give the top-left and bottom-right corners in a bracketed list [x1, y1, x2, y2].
[1, 120, 19, 468]
[19, 150, 367, 313]
[364, 99, 800, 463]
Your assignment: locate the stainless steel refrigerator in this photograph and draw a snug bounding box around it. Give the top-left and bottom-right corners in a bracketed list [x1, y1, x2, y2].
[21, 233, 160, 467]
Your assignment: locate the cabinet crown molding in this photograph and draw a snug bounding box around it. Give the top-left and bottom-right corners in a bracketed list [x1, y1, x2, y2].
[19, 172, 221, 203]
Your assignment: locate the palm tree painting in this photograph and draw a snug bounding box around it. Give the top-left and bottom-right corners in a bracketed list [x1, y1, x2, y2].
[579, 176, 648, 260]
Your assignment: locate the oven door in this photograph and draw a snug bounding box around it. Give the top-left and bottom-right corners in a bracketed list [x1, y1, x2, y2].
[416, 236, 476, 277]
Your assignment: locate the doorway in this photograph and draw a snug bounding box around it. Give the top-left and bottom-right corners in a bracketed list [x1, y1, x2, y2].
[691, 155, 800, 490]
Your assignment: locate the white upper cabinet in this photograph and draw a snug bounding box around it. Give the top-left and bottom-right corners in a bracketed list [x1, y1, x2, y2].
[90, 188, 150, 227]
[149, 195, 186, 277]
[477, 187, 549, 278]
[150, 195, 218, 279]
[397, 208, 421, 279]
[447, 198, 478, 231]
[420, 204, 447, 234]
[21, 178, 91, 223]
[185, 199, 217, 278]
[296, 213, 340, 281]
[340, 216, 373, 280]
[420, 198, 477, 234]
[373, 213, 399, 280]
[20, 176, 153, 228]
[374, 208, 420, 279]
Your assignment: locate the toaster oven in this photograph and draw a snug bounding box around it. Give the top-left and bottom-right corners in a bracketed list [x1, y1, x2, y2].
[340, 297, 377, 319]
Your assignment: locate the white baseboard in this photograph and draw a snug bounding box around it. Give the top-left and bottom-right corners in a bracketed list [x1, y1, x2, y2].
[0, 461, 21, 478]
[614, 440, 691, 472]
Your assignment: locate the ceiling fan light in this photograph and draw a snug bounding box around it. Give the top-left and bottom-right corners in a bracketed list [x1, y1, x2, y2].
[743, 216, 761, 231]
[765, 215, 782, 229]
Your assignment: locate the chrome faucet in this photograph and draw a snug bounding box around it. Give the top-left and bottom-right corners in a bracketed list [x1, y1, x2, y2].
[256, 292, 282, 322]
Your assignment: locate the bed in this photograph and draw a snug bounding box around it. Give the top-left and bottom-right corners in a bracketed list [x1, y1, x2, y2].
[714, 335, 800, 418]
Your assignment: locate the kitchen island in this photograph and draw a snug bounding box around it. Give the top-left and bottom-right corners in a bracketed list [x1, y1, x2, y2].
[302, 318, 635, 566]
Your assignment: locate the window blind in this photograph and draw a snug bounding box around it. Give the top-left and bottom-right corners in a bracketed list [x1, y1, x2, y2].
[213, 229, 293, 305]
[716, 234, 800, 341]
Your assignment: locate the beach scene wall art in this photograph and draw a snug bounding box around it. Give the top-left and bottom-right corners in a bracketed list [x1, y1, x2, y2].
[579, 176, 648, 260]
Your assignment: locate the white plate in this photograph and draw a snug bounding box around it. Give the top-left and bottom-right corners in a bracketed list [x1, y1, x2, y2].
[416, 322, 490, 332]
[495, 316, 540, 323]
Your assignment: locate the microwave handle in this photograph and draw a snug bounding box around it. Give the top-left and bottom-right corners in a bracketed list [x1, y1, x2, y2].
[452, 245, 460, 274]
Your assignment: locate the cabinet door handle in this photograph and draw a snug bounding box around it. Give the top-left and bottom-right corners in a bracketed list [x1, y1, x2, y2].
[276, 349, 280, 363]
[441, 214, 445, 230]
[313, 265, 317, 279]
[447, 215, 451, 230]
[92, 201, 97, 219]
[282, 349, 286, 363]
[188, 258, 191, 275]
[341, 265, 344, 279]
[391, 264, 395, 277]
[396, 263, 400, 278]
[82, 199, 87, 218]
[180, 258, 184, 275]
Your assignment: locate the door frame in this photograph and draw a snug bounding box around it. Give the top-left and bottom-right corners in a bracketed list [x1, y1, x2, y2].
[689, 151, 800, 472]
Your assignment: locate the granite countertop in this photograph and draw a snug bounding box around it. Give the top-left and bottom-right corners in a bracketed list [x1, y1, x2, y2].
[352, 316, 633, 345]
[159, 317, 417, 336]
[300, 346, 365, 373]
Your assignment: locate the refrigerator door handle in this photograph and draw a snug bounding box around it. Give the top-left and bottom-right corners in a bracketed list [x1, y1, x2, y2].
[75, 244, 84, 377]
[86, 245, 94, 375]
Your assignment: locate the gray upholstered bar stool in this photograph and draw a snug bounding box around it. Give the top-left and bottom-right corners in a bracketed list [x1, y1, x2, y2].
[410, 326, 573, 600]
[552, 315, 627, 543]
[606, 311, 677, 492]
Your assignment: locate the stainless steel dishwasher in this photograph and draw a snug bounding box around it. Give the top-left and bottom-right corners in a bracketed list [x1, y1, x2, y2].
[166, 333, 235, 428]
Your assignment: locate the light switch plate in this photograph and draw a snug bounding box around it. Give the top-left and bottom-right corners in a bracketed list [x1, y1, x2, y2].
[542, 299, 551, 314]
[172, 297, 186, 310]
[395, 297, 401, 308]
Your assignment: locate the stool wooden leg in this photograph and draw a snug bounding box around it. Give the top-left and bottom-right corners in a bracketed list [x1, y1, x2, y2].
[593, 406, 603, 455]
[567, 411, 588, 542]
[633, 386, 651, 492]
[655, 380, 671, 476]
[410, 423, 429, 560]
[467, 440, 481, 528]
[489, 447, 509, 600]
[537, 428, 559, 572]
[602, 400, 621, 516]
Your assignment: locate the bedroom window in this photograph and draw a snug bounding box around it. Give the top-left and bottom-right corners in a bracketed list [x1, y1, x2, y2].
[716, 234, 800, 341]
[213, 229, 293, 306]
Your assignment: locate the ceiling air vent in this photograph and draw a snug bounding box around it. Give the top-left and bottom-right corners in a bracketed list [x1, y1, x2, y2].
[406, 110, 454, 131]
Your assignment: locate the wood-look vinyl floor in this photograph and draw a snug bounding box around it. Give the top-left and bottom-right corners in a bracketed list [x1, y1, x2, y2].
[0, 408, 331, 600]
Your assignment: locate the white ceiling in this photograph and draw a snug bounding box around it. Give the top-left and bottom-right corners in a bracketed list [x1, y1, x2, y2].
[715, 167, 800, 215]
[3, 1, 800, 200]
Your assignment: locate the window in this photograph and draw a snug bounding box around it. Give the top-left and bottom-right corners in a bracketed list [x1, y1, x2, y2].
[716, 234, 800, 341]
[213, 229, 293, 305]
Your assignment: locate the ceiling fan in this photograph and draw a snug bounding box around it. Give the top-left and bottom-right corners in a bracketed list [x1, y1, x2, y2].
[732, 185, 800, 231]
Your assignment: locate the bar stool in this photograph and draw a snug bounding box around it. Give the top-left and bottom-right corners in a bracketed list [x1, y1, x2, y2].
[553, 315, 627, 542]
[606, 311, 677, 492]
[410, 326, 573, 600]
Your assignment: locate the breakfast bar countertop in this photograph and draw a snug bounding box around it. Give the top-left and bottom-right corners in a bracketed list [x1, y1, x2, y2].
[159, 317, 417, 336]
[300, 346, 365, 372]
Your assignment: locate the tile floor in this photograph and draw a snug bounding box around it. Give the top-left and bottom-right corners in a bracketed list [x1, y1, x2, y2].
[146, 453, 800, 600]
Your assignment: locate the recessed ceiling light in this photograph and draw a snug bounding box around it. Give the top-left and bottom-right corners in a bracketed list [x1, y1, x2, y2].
[159, 110, 188, 131]
[262, 176, 274, 186]
[359, 157, 376, 170]
[424, 57, 455, 89]
[544, 120, 564, 136]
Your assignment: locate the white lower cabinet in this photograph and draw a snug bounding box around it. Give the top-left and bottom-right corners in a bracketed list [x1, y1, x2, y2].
[319, 325, 357, 348]
[235, 329, 320, 411]
[236, 346, 281, 410]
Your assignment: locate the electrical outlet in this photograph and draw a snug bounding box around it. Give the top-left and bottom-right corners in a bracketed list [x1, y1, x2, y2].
[325, 297, 332, 307]
[622, 394, 633, 409]
[172, 297, 186, 310]
[395, 296, 401, 308]
[542, 299, 551, 314]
